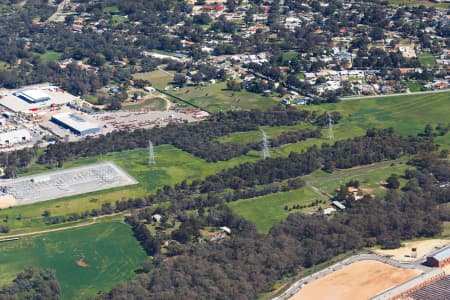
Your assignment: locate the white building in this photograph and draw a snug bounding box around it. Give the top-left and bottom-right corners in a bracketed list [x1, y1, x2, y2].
[0, 129, 31, 146]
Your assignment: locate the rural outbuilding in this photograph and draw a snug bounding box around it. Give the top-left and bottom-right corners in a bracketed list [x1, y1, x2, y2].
[426, 247, 450, 267]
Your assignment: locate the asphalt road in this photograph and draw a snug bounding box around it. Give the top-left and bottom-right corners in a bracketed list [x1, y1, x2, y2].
[341, 88, 450, 101]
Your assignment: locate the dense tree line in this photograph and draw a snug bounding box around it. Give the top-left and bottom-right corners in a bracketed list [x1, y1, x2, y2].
[0, 267, 60, 299]
[104, 159, 448, 299]
[36, 108, 336, 167]
[200, 128, 437, 192]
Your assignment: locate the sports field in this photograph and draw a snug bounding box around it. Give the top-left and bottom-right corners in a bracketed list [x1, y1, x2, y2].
[0, 221, 147, 299]
[289, 260, 421, 300]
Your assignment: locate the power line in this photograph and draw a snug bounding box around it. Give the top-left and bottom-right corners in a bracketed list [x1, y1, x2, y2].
[148, 140, 155, 166]
[327, 112, 334, 140]
[261, 130, 270, 159]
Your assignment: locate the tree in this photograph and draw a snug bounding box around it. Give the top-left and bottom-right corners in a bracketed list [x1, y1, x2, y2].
[226, 79, 241, 91]
[386, 174, 400, 189]
[173, 73, 187, 87]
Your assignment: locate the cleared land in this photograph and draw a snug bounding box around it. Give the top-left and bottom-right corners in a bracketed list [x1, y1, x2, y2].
[134, 70, 282, 112]
[0, 145, 259, 234]
[289, 260, 421, 300]
[0, 221, 146, 299]
[0, 162, 137, 207]
[311, 162, 410, 197]
[373, 239, 450, 262]
[228, 186, 327, 233]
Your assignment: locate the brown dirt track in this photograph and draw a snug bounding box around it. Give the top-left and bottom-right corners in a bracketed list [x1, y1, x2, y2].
[289, 260, 421, 300]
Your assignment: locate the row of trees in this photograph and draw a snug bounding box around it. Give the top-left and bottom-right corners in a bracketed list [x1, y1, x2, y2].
[36, 107, 335, 167]
[104, 158, 448, 299]
[0, 267, 60, 299]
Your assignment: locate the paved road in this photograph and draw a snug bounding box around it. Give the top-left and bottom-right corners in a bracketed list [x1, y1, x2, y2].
[46, 0, 70, 23]
[341, 88, 450, 101]
[271, 252, 432, 300]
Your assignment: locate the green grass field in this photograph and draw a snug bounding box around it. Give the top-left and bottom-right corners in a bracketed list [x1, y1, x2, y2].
[36, 50, 62, 63]
[311, 163, 411, 197]
[134, 70, 282, 112]
[217, 91, 450, 155]
[103, 6, 120, 13]
[122, 97, 167, 111]
[228, 186, 326, 233]
[388, 0, 449, 8]
[216, 123, 316, 144]
[133, 69, 174, 89]
[170, 82, 281, 112]
[419, 53, 436, 67]
[0, 221, 146, 299]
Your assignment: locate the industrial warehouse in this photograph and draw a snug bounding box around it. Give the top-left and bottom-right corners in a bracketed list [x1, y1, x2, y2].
[51, 112, 100, 135]
[0, 85, 78, 114]
[0, 129, 31, 146]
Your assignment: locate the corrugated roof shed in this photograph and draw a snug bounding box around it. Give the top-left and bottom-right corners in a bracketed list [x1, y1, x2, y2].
[430, 247, 450, 262]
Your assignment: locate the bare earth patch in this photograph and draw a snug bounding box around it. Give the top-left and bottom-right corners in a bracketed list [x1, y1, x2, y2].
[289, 260, 420, 300]
[76, 259, 88, 267]
[373, 239, 450, 262]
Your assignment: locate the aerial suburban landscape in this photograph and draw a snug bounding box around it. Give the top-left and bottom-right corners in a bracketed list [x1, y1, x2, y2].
[0, 0, 449, 299]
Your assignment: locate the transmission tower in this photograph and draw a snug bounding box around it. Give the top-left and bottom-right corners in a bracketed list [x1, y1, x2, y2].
[148, 140, 155, 166]
[261, 130, 270, 159]
[327, 112, 334, 140]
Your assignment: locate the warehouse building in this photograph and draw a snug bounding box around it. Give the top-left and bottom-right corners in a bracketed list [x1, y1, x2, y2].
[0, 85, 76, 114]
[0, 129, 31, 145]
[15, 89, 51, 103]
[51, 112, 100, 135]
[426, 247, 450, 267]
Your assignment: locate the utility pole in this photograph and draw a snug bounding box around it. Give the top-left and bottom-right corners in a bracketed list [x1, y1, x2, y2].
[327, 112, 334, 140]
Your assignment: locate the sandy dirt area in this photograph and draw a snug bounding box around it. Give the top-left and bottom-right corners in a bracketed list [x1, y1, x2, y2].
[289, 260, 421, 300]
[0, 194, 16, 208]
[373, 239, 450, 262]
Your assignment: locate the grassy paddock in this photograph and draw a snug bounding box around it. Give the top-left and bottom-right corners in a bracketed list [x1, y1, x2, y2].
[0, 221, 146, 299]
[214, 91, 450, 155]
[312, 163, 411, 197]
[228, 186, 326, 233]
[171, 82, 281, 112]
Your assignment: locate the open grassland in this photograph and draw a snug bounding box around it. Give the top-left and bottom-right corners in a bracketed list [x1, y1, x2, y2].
[311, 163, 411, 197]
[0, 221, 146, 299]
[228, 161, 411, 233]
[134, 70, 282, 112]
[419, 53, 437, 67]
[123, 97, 167, 111]
[218, 91, 450, 154]
[228, 187, 327, 233]
[0, 145, 259, 234]
[388, 0, 449, 8]
[133, 69, 175, 89]
[170, 82, 281, 112]
[216, 123, 316, 144]
[37, 50, 62, 63]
